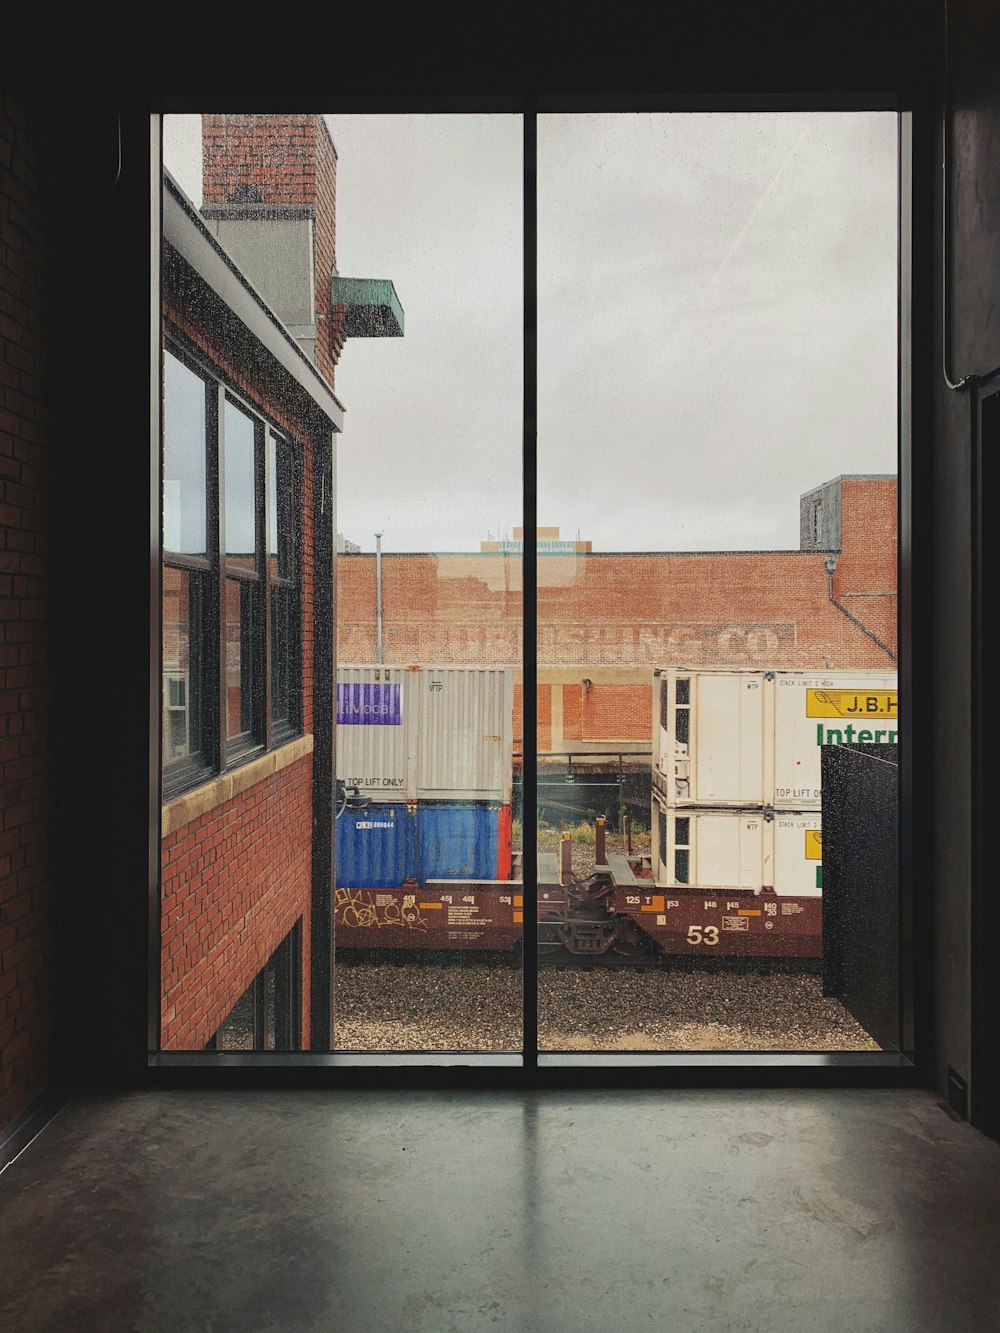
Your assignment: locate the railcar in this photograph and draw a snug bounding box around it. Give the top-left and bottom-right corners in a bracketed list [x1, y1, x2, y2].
[332, 666, 899, 963]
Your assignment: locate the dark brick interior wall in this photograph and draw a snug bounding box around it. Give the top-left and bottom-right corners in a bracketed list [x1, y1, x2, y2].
[0, 93, 54, 1132]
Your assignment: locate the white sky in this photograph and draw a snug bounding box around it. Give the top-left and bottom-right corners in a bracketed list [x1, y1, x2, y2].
[163, 111, 898, 554]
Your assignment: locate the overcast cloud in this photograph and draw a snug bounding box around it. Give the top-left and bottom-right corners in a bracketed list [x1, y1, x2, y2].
[164, 111, 898, 554]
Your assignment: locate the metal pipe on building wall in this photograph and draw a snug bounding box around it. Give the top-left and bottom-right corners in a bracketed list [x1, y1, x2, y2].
[375, 532, 383, 664]
[824, 555, 897, 664]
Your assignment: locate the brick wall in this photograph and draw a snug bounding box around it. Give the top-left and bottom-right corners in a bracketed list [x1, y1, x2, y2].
[161, 757, 313, 1049]
[0, 93, 54, 1131]
[161, 286, 320, 1049]
[202, 114, 345, 387]
[312, 120, 342, 387]
[337, 477, 898, 751]
[203, 114, 319, 209]
[833, 475, 898, 652]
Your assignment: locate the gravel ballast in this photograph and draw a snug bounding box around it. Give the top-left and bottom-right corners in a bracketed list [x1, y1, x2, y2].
[332, 961, 879, 1052]
[332, 830, 879, 1053]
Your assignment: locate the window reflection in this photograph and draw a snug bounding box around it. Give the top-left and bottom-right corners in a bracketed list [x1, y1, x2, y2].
[224, 398, 257, 570]
[163, 352, 207, 558]
[536, 112, 899, 1052]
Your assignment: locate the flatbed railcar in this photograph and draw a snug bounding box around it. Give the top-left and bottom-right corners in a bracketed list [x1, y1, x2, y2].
[332, 858, 823, 964]
[333, 838, 821, 961]
[332, 665, 898, 963]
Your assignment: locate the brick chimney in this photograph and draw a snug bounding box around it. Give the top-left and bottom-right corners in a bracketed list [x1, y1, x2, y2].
[200, 113, 346, 386]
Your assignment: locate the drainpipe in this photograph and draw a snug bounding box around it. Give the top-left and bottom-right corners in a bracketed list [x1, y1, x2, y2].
[824, 554, 897, 664]
[375, 532, 383, 664]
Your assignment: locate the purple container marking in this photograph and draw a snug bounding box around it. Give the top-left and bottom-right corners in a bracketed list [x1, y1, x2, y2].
[336, 682, 402, 726]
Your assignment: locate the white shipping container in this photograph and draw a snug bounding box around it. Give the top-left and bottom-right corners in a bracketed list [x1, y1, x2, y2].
[336, 665, 513, 803]
[652, 667, 898, 809]
[651, 792, 823, 897]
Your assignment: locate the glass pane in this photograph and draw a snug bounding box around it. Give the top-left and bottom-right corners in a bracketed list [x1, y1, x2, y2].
[224, 398, 257, 572]
[162, 566, 203, 764]
[161, 112, 523, 1055]
[267, 431, 296, 581]
[537, 112, 899, 1053]
[225, 577, 256, 743]
[203, 928, 297, 1052]
[261, 962, 276, 1049]
[215, 986, 255, 1051]
[270, 584, 293, 727]
[163, 351, 207, 556]
[329, 113, 523, 1053]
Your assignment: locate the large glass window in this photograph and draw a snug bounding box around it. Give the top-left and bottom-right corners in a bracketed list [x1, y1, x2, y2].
[327, 113, 523, 1054]
[158, 106, 906, 1066]
[535, 111, 900, 1054]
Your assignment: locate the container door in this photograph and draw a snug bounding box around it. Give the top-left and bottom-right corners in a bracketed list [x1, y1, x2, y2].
[692, 673, 766, 805]
[416, 804, 500, 882]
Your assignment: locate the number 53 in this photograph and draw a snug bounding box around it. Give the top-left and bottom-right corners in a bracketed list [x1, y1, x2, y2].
[686, 925, 719, 945]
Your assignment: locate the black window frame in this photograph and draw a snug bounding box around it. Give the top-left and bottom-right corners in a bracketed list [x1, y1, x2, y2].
[162, 332, 304, 802]
[141, 43, 931, 1089]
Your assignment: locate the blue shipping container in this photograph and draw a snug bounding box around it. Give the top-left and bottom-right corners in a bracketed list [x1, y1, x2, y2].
[336, 803, 501, 889]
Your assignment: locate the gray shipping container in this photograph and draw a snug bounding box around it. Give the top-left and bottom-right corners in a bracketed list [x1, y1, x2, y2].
[336, 665, 514, 804]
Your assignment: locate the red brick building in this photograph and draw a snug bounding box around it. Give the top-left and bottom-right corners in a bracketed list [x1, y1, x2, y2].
[337, 473, 897, 753]
[159, 115, 401, 1051]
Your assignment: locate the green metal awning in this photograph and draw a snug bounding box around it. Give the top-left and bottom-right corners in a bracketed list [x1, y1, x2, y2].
[331, 276, 404, 337]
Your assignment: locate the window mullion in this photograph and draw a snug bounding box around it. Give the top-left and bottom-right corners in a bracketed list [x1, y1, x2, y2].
[522, 105, 538, 1069]
[213, 381, 227, 773]
[261, 421, 273, 751]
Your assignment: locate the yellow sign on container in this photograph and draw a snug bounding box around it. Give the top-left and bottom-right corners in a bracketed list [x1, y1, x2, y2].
[805, 830, 823, 860]
[806, 689, 897, 718]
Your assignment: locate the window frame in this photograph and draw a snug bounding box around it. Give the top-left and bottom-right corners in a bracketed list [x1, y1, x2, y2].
[162, 331, 304, 802]
[147, 87, 927, 1088]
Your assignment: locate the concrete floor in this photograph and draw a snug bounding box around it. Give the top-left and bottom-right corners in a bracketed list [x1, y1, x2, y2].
[1, 1089, 999, 1332]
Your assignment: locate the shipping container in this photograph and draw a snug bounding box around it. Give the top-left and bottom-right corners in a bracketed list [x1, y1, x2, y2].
[652, 667, 898, 809]
[334, 801, 514, 951]
[335, 801, 511, 891]
[651, 790, 822, 896]
[336, 665, 513, 803]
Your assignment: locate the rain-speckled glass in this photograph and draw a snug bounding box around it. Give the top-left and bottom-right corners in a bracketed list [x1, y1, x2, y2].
[162, 567, 202, 763]
[160, 111, 527, 1057]
[224, 577, 255, 743]
[224, 398, 256, 570]
[163, 351, 207, 556]
[536, 112, 900, 1054]
[327, 113, 523, 1055]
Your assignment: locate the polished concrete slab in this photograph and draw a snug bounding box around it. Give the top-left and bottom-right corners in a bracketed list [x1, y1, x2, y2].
[1, 1088, 999, 1331]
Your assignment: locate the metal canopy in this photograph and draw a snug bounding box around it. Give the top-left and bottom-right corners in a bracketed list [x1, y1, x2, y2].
[331, 276, 405, 337]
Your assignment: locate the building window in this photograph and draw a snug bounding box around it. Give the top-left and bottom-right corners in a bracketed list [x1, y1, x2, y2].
[268, 430, 300, 741]
[163, 349, 212, 791]
[205, 921, 303, 1051]
[162, 340, 302, 799]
